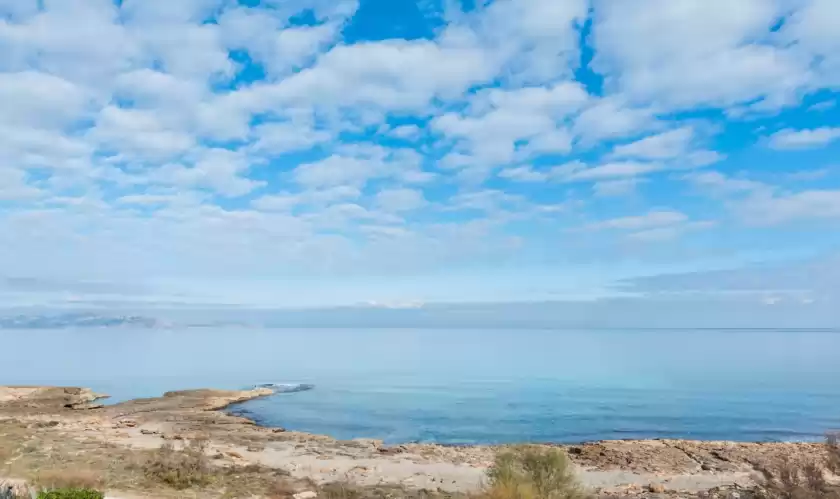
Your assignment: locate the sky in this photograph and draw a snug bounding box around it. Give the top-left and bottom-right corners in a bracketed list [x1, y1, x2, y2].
[1, 0, 839, 320]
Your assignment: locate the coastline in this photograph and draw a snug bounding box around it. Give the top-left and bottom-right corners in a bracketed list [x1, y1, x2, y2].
[1, 386, 835, 498]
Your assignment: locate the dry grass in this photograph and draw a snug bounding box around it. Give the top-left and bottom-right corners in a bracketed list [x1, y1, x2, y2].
[266, 479, 299, 499]
[483, 446, 589, 499]
[142, 438, 210, 490]
[33, 470, 103, 491]
[754, 435, 840, 499]
[827, 433, 840, 475]
[316, 482, 464, 499]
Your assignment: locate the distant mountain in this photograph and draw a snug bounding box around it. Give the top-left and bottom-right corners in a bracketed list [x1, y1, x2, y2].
[0, 313, 168, 329]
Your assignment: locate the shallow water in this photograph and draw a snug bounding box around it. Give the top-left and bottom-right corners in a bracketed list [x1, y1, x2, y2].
[1, 328, 838, 444]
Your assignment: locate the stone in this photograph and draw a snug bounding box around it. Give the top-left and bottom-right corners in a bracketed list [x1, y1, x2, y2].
[293, 491, 317, 499]
[648, 483, 666, 493]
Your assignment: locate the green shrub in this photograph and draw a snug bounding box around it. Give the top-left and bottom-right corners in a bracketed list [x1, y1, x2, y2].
[485, 446, 589, 499]
[36, 489, 103, 499]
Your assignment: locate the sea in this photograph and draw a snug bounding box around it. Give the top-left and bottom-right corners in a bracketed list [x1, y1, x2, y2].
[1, 328, 838, 445]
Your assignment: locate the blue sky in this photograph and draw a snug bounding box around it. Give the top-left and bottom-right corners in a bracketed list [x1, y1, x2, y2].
[1, 0, 839, 317]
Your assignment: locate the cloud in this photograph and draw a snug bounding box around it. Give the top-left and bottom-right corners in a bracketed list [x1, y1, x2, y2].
[374, 188, 427, 212]
[573, 97, 656, 142]
[682, 171, 769, 196]
[562, 161, 662, 181]
[0, 0, 839, 312]
[616, 253, 840, 298]
[433, 82, 588, 167]
[768, 127, 840, 150]
[736, 189, 840, 225]
[591, 0, 811, 110]
[583, 210, 689, 231]
[593, 178, 643, 197]
[498, 166, 548, 182]
[581, 209, 715, 242]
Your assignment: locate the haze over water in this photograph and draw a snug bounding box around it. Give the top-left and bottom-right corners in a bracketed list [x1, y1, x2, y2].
[2, 328, 838, 444]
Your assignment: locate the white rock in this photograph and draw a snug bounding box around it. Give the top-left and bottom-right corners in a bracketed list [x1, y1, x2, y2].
[293, 491, 318, 499]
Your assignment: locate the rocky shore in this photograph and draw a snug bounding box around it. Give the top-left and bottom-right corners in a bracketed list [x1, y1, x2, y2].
[0, 386, 835, 498]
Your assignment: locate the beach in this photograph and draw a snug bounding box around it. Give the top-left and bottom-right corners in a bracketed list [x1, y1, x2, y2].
[1, 385, 836, 498]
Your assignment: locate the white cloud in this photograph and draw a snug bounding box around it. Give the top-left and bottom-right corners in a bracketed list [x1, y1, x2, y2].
[0, 71, 93, 128]
[584, 210, 688, 231]
[736, 190, 840, 225]
[0, 168, 41, 201]
[626, 221, 716, 242]
[250, 121, 333, 155]
[562, 161, 661, 182]
[768, 127, 840, 150]
[593, 179, 643, 197]
[252, 186, 362, 212]
[498, 166, 548, 182]
[219, 7, 342, 77]
[389, 125, 423, 140]
[610, 127, 724, 167]
[573, 97, 656, 142]
[465, 0, 589, 84]
[254, 38, 495, 112]
[611, 127, 694, 160]
[89, 106, 196, 162]
[150, 148, 264, 197]
[779, 0, 840, 87]
[375, 188, 427, 212]
[591, 0, 811, 111]
[683, 171, 769, 196]
[582, 209, 715, 242]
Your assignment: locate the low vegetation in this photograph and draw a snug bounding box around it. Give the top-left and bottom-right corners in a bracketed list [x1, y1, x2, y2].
[828, 433, 840, 474]
[754, 434, 840, 499]
[142, 437, 210, 489]
[33, 470, 103, 492]
[484, 446, 589, 499]
[36, 490, 104, 499]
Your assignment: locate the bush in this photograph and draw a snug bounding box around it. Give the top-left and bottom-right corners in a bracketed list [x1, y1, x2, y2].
[36, 490, 103, 499]
[143, 438, 210, 489]
[485, 446, 589, 499]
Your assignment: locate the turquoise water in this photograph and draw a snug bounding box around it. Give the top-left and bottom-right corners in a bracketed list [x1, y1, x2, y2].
[1, 328, 838, 444]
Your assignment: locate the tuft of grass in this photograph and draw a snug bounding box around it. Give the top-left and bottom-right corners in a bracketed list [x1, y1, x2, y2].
[36, 490, 103, 499]
[484, 446, 589, 499]
[142, 438, 210, 489]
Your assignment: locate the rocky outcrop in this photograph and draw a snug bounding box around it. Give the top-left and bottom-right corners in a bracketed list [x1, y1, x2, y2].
[106, 388, 274, 418]
[0, 386, 107, 412]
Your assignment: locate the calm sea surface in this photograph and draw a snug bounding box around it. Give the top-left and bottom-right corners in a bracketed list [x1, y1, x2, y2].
[1, 328, 838, 444]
